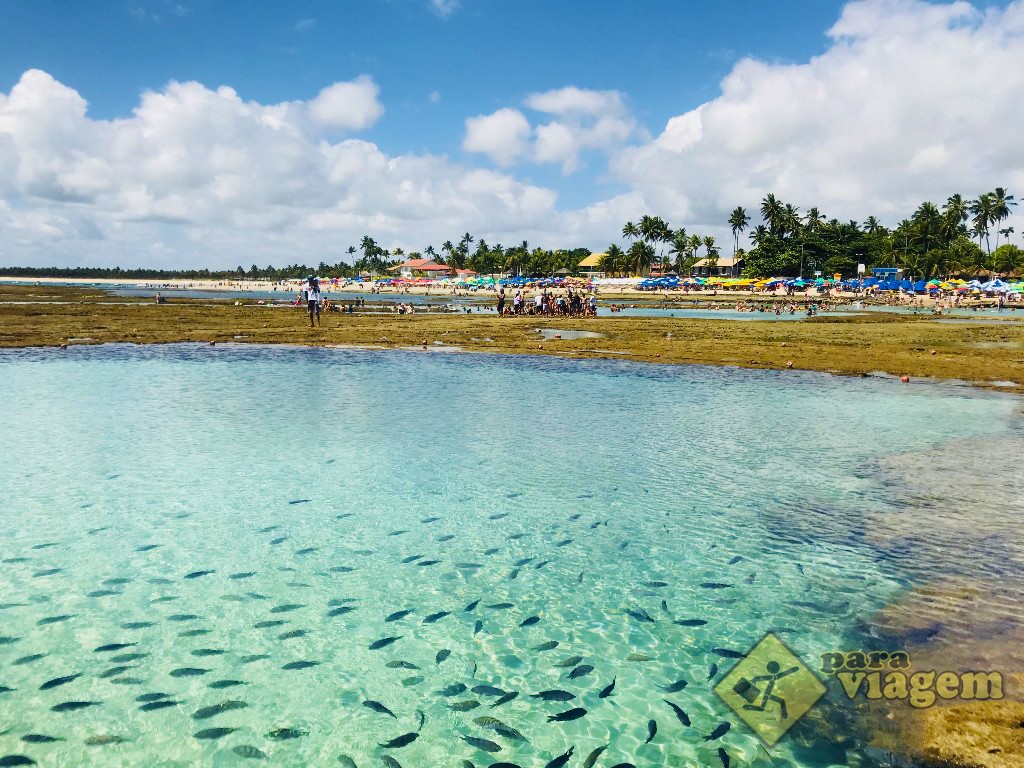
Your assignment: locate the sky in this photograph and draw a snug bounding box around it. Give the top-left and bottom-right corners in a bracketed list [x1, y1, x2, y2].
[0, 0, 1021, 269]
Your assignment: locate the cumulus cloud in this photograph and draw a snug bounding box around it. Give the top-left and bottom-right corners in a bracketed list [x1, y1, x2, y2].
[464, 87, 640, 173]
[462, 108, 532, 167]
[0, 70, 630, 267]
[306, 76, 383, 131]
[612, 0, 1024, 235]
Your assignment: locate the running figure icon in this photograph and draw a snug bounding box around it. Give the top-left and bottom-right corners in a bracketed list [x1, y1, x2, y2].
[741, 661, 799, 720]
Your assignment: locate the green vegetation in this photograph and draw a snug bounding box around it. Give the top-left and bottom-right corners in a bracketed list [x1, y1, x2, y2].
[2, 285, 1022, 392]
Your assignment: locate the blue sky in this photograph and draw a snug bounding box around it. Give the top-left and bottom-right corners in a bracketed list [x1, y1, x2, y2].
[0, 0, 1021, 267]
[0, 0, 847, 208]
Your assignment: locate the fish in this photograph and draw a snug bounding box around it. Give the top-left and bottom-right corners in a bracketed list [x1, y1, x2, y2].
[288, 499, 310, 505]
[533, 640, 559, 651]
[400, 555, 423, 564]
[379, 732, 419, 749]
[184, 570, 216, 579]
[386, 610, 413, 622]
[718, 748, 730, 768]
[463, 735, 501, 753]
[491, 691, 519, 708]
[673, 619, 707, 627]
[583, 744, 608, 768]
[282, 660, 319, 671]
[598, 678, 616, 698]
[449, 700, 481, 711]
[472, 685, 506, 697]
[87, 590, 121, 598]
[32, 568, 62, 577]
[487, 603, 514, 610]
[328, 606, 356, 617]
[554, 655, 583, 668]
[37, 615, 74, 625]
[423, 611, 451, 623]
[700, 583, 733, 590]
[547, 707, 586, 722]
[643, 581, 668, 588]
[520, 616, 540, 627]
[12, 654, 45, 666]
[328, 566, 355, 573]
[728, 556, 744, 565]
[417, 560, 440, 567]
[167, 614, 202, 622]
[363, 700, 397, 718]
[209, 680, 246, 689]
[464, 599, 481, 612]
[381, 757, 403, 768]
[386, 661, 419, 670]
[483, 548, 500, 556]
[337, 756, 358, 768]
[708, 663, 719, 680]
[137, 693, 170, 702]
[254, 620, 286, 629]
[534, 560, 550, 569]
[170, 668, 209, 677]
[704, 722, 731, 741]
[50, 701, 99, 712]
[192, 701, 248, 720]
[232, 745, 268, 760]
[436, 649, 451, 664]
[659, 679, 688, 693]
[664, 699, 691, 727]
[369, 636, 403, 650]
[490, 513, 510, 520]
[0, 758, 37, 766]
[508, 569, 520, 580]
[544, 746, 574, 768]
[416, 710, 426, 731]
[269, 537, 287, 546]
[624, 608, 655, 624]
[627, 653, 652, 662]
[473, 621, 483, 635]
[121, 622, 154, 630]
[421, 516, 440, 523]
[532, 690, 575, 702]
[20, 735, 62, 744]
[140, 700, 178, 711]
[94, 642, 135, 653]
[279, 630, 307, 640]
[389, 530, 408, 537]
[39, 674, 81, 690]
[194, 727, 237, 740]
[270, 603, 305, 613]
[436, 535, 455, 542]
[98, 666, 132, 679]
[295, 547, 318, 556]
[645, 719, 658, 743]
[267, 728, 306, 740]
[711, 648, 746, 659]
[568, 665, 594, 679]
[439, 683, 468, 696]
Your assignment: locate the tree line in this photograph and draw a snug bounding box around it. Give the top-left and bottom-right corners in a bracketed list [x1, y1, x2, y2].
[604, 190, 1022, 279]
[3, 188, 1021, 280]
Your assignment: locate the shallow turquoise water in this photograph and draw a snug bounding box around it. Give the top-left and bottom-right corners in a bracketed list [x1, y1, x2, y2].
[0, 345, 1019, 768]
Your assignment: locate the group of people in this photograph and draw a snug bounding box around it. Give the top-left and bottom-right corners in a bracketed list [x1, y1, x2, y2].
[496, 287, 598, 317]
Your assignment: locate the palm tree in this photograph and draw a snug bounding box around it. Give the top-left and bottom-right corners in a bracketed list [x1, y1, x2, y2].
[991, 187, 1016, 253]
[627, 241, 653, 275]
[345, 245, 356, 265]
[760, 193, 785, 235]
[863, 216, 882, 236]
[669, 230, 690, 274]
[728, 206, 750, 262]
[970, 193, 996, 273]
[702, 236, 719, 276]
[622, 221, 639, 243]
[601, 244, 625, 276]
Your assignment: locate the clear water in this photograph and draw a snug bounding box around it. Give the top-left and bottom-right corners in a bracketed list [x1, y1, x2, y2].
[0, 345, 1020, 768]
[596, 307, 857, 321]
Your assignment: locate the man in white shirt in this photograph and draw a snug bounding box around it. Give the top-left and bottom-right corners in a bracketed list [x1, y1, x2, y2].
[303, 275, 322, 327]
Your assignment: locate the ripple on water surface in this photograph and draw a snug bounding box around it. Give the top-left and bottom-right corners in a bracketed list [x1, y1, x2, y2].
[0, 344, 1019, 767]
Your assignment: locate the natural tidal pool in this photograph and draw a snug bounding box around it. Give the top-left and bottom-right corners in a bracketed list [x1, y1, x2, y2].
[0, 345, 1021, 768]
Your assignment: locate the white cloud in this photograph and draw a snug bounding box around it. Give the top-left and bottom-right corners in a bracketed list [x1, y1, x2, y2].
[306, 76, 383, 131]
[0, 69, 630, 267]
[462, 108, 531, 167]
[524, 86, 626, 118]
[464, 87, 641, 174]
[295, 18, 316, 32]
[430, 0, 460, 18]
[612, 0, 1024, 237]
[428, 90, 441, 104]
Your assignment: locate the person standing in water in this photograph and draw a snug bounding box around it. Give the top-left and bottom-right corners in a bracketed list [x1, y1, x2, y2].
[303, 275, 322, 327]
